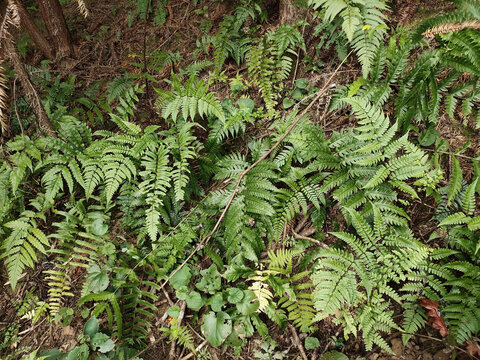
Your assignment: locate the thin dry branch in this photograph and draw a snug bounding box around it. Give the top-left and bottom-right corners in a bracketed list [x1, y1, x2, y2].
[169, 301, 187, 360]
[179, 340, 208, 360]
[293, 230, 329, 249]
[161, 51, 353, 289]
[288, 323, 308, 360]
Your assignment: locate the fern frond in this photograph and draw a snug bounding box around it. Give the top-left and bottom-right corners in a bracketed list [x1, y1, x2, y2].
[0, 63, 10, 138]
[157, 74, 225, 123]
[139, 145, 172, 241]
[1, 216, 49, 290]
[75, 0, 89, 18]
[448, 156, 463, 205]
[423, 19, 480, 38]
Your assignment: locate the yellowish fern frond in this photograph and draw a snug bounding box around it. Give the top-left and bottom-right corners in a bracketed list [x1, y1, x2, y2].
[75, 0, 89, 18]
[9, 1, 20, 26]
[0, 1, 19, 44]
[249, 281, 273, 313]
[423, 20, 480, 38]
[0, 63, 10, 138]
[248, 270, 277, 313]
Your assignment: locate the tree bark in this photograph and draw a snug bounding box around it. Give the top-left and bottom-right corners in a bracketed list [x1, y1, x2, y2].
[35, 0, 72, 59]
[4, 36, 56, 136]
[279, 0, 306, 25]
[14, 0, 55, 60]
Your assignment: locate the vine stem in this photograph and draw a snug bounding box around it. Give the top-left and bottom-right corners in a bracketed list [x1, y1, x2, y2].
[423, 147, 480, 161]
[161, 50, 354, 289]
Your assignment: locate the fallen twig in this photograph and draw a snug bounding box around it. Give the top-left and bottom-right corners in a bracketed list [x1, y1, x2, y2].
[288, 323, 308, 360]
[293, 230, 329, 249]
[169, 301, 186, 360]
[179, 340, 208, 360]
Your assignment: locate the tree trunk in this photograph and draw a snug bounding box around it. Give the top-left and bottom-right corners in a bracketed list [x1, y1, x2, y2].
[35, 0, 73, 59]
[4, 36, 56, 137]
[14, 0, 55, 60]
[279, 0, 306, 25]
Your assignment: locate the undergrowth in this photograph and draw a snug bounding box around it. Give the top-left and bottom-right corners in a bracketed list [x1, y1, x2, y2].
[1, 0, 480, 359]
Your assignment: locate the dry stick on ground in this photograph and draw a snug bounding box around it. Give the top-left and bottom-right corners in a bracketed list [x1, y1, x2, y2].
[169, 300, 187, 360]
[161, 50, 353, 290]
[179, 340, 208, 360]
[288, 323, 308, 360]
[293, 230, 329, 249]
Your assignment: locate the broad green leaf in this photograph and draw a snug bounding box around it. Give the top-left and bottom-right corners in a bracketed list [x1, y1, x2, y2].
[320, 351, 348, 360]
[84, 316, 99, 337]
[210, 293, 225, 312]
[169, 266, 192, 290]
[236, 290, 259, 316]
[305, 336, 320, 350]
[185, 291, 204, 311]
[167, 305, 180, 318]
[227, 288, 244, 304]
[91, 333, 115, 353]
[201, 311, 232, 347]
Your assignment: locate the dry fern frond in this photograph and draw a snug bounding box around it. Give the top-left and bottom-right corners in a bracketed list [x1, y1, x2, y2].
[0, 63, 10, 138]
[423, 20, 480, 38]
[75, 0, 89, 18]
[0, 2, 16, 44]
[8, 0, 21, 26]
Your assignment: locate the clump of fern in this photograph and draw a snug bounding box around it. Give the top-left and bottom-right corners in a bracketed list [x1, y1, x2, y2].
[212, 1, 264, 74]
[247, 25, 305, 117]
[308, 0, 388, 76]
[319, 96, 432, 224]
[313, 208, 430, 353]
[433, 160, 480, 343]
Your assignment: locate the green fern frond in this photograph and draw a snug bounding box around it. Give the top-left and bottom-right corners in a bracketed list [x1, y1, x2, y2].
[102, 155, 136, 205]
[139, 145, 172, 241]
[448, 156, 463, 205]
[1, 215, 49, 290]
[156, 74, 225, 123]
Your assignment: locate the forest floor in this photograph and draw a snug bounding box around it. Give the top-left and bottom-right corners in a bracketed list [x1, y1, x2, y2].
[1, 0, 480, 359]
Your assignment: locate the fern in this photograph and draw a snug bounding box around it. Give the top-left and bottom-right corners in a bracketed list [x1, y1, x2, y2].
[160, 317, 195, 352]
[156, 73, 225, 123]
[265, 249, 317, 332]
[273, 170, 324, 239]
[308, 0, 388, 76]
[139, 145, 172, 241]
[106, 75, 134, 103]
[164, 120, 199, 203]
[318, 97, 430, 223]
[150, 223, 197, 278]
[1, 213, 49, 290]
[212, 2, 262, 73]
[46, 203, 110, 316]
[210, 153, 277, 262]
[102, 154, 136, 205]
[78, 291, 123, 339]
[313, 208, 429, 353]
[430, 167, 480, 343]
[115, 275, 160, 347]
[247, 25, 304, 117]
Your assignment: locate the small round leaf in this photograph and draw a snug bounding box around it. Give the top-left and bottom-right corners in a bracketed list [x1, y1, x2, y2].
[84, 316, 99, 337]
